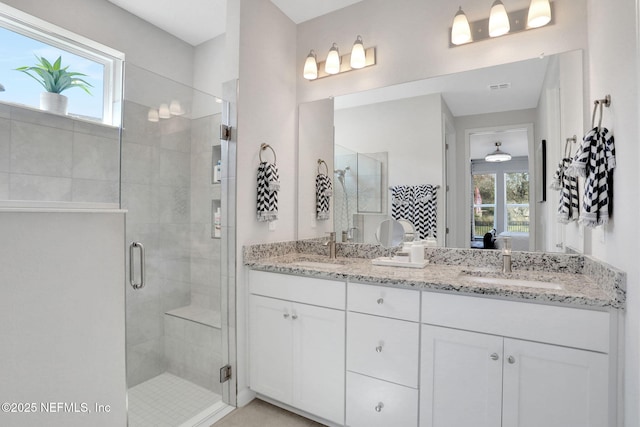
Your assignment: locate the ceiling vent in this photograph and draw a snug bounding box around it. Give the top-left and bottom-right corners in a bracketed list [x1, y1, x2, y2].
[489, 83, 511, 90]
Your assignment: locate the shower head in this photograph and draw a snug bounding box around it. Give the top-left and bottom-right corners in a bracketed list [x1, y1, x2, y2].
[334, 166, 350, 179]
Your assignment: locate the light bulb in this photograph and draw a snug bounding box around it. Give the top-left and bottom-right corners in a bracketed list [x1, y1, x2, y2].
[147, 108, 159, 122]
[451, 6, 472, 45]
[350, 36, 366, 69]
[325, 43, 341, 75]
[527, 0, 551, 28]
[303, 50, 318, 80]
[169, 100, 183, 116]
[158, 103, 170, 119]
[489, 0, 510, 37]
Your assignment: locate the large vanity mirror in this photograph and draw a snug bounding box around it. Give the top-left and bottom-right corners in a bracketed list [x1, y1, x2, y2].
[298, 50, 585, 253]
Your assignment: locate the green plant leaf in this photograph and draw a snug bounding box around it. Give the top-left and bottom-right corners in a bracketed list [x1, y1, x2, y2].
[14, 55, 93, 95]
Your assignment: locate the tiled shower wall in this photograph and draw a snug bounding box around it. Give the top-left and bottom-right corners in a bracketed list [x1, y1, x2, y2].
[0, 103, 119, 204]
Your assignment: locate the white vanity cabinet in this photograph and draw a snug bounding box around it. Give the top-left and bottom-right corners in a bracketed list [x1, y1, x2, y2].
[346, 283, 420, 427]
[248, 270, 346, 425]
[420, 292, 612, 427]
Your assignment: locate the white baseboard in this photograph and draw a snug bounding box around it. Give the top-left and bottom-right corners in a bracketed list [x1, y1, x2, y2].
[237, 388, 256, 408]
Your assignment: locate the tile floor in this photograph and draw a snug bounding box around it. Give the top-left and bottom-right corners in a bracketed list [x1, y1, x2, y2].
[212, 399, 325, 427]
[128, 372, 222, 427]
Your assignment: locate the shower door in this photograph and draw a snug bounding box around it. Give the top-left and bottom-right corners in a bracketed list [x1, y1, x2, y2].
[121, 64, 235, 426]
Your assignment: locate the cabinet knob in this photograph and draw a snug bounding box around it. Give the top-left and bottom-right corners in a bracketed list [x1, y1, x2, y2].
[377, 298, 384, 305]
[508, 356, 516, 364]
[292, 314, 298, 320]
[283, 313, 290, 319]
[375, 345, 383, 353]
[490, 353, 499, 361]
[374, 402, 384, 412]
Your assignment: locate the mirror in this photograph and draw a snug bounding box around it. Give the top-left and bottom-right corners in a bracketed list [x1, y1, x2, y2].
[298, 50, 585, 253]
[375, 219, 405, 248]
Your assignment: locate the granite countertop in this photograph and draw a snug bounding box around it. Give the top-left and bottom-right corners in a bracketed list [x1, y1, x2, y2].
[244, 243, 626, 310]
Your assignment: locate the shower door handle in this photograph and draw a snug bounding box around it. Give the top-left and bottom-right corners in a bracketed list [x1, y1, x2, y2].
[129, 241, 145, 290]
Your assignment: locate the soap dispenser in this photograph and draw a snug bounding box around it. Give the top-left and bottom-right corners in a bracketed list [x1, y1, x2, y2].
[425, 229, 437, 247]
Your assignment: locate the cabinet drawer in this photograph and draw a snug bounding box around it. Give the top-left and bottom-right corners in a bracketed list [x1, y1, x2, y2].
[346, 371, 418, 427]
[422, 292, 610, 353]
[348, 282, 420, 321]
[347, 312, 419, 387]
[249, 270, 345, 309]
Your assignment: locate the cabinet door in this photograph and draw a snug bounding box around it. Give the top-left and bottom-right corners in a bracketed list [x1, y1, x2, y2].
[420, 325, 503, 427]
[249, 295, 293, 404]
[292, 302, 346, 425]
[502, 338, 609, 427]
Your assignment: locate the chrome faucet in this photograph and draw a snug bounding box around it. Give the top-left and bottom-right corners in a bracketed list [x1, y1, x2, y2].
[501, 237, 512, 273]
[324, 232, 336, 259]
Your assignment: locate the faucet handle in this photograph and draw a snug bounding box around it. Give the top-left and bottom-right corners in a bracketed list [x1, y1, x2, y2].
[326, 231, 336, 241]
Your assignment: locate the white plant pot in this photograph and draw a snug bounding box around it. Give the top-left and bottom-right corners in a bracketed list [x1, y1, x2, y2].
[40, 92, 68, 115]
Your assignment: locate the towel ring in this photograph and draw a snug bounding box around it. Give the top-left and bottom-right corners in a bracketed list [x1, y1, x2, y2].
[317, 159, 328, 175]
[591, 94, 611, 128]
[564, 135, 577, 158]
[259, 143, 277, 164]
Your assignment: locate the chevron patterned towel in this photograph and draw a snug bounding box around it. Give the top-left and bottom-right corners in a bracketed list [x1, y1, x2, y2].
[567, 127, 615, 227]
[257, 161, 279, 222]
[316, 173, 333, 220]
[414, 185, 437, 239]
[390, 185, 414, 225]
[550, 158, 579, 223]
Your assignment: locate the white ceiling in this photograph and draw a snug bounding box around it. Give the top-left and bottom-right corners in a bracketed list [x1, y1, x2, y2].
[469, 129, 530, 160]
[107, 0, 362, 46]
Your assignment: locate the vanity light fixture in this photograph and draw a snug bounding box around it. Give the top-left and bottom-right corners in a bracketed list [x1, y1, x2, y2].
[450, 1, 553, 47]
[451, 6, 472, 45]
[489, 0, 510, 37]
[350, 35, 366, 69]
[485, 142, 512, 162]
[169, 99, 184, 116]
[325, 43, 341, 75]
[303, 37, 376, 81]
[303, 50, 318, 80]
[147, 108, 159, 122]
[527, 0, 551, 28]
[158, 103, 170, 119]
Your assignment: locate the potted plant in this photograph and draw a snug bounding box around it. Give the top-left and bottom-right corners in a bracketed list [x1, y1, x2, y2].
[15, 55, 92, 115]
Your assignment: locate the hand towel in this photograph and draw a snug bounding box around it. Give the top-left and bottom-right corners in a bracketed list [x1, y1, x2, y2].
[414, 184, 437, 239]
[550, 158, 579, 223]
[390, 185, 414, 225]
[257, 161, 279, 222]
[316, 173, 333, 220]
[567, 127, 615, 227]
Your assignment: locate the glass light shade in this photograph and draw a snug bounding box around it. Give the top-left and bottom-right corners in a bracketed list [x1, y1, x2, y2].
[489, 0, 510, 37]
[169, 100, 183, 116]
[147, 108, 159, 122]
[303, 50, 318, 80]
[485, 142, 512, 162]
[158, 103, 170, 119]
[451, 7, 472, 45]
[527, 0, 551, 28]
[350, 36, 366, 69]
[325, 43, 341, 75]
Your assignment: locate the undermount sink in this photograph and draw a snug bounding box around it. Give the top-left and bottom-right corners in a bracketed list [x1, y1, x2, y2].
[460, 271, 564, 290]
[291, 260, 347, 270]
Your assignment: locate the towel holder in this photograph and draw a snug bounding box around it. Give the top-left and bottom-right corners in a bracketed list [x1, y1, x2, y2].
[259, 143, 277, 164]
[317, 159, 329, 175]
[564, 135, 577, 158]
[591, 94, 611, 128]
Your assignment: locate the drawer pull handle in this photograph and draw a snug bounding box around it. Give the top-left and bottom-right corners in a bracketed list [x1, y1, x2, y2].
[377, 298, 384, 305]
[490, 353, 499, 361]
[508, 356, 516, 364]
[375, 402, 384, 412]
[375, 345, 383, 353]
[283, 313, 290, 319]
[292, 314, 298, 320]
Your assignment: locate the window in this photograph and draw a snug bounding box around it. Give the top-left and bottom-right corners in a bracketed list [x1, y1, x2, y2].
[0, 4, 124, 125]
[472, 173, 496, 237]
[471, 158, 530, 240]
[505, 172, 530, 232]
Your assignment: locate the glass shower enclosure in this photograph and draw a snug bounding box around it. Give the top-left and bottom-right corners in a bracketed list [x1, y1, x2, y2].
[122, 64, 235, 426]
